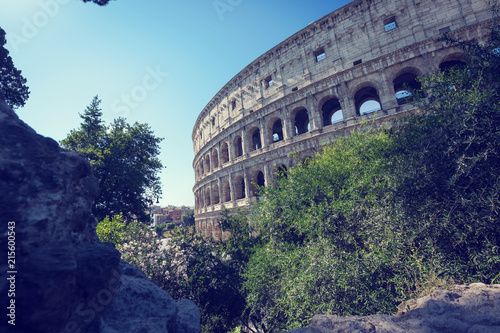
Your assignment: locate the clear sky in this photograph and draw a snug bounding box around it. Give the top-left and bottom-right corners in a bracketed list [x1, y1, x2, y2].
[1, 0, 352, 207]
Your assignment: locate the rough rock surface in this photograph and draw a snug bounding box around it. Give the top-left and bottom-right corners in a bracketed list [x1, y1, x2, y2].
[288, 283, 500, 333]
[0, 101, 200, 333]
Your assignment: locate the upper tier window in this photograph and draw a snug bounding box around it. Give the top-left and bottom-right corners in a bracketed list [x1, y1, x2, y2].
[314, 48, 326, 62]
[384, 16, 397, 31]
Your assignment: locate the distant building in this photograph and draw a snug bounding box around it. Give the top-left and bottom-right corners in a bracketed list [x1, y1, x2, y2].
[150, 205, 193, 227]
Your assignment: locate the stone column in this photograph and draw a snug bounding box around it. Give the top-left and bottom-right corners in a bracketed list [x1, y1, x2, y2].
[244, 168, 250, 199]
[283, 107, 294, 140]
[241, 128, 248, 155]
[306, 93, 321, 131]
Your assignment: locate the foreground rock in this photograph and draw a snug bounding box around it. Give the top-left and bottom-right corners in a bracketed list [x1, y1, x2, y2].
[0, 100, 200, 333]
[288, 283, 500, 333]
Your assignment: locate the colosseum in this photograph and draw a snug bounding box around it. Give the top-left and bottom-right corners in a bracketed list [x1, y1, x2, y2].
[192, 0, 493, 239]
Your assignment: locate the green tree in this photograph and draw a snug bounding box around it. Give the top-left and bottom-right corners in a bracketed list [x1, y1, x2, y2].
[181, 209, 195, 226]
[61, 96, 163, 222]
[0, 27, 29, 109]
[82, 0, 115, 5]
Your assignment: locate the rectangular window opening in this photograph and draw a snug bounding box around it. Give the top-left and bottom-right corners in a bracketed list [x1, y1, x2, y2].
[384, 16, 397, 31]
[265, 76, 274, 89]
[314, 48, 326, 62]
[353, 59, 362, 66]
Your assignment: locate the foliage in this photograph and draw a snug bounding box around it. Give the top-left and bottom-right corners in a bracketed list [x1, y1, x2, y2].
[0, 27, 29, 109]
[242, 18, 500, 331]
[95, 214, 126, 245]
[96, 211, 252, 333]
[155, 224, 166, 237]
[96, 215, 184, 293]
[61, 96, 163, 222]
[181, 209, 195, 226]
[82, 0, 114, 5]
[166, 222, 175, 230]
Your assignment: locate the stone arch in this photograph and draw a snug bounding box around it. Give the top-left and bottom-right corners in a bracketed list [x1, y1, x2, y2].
[274, 163, 288, 179]
[297, 154, 313, 167]
[233, 135, 243, 158]
[234, 175, 245, 200]
[222, 180, 231, 202]
[204, 154, 210, 174]
[248, 127, 262, 151]
[250, 170, 265, 197]
[199, 189, 204, 208]
[354, 84, 382, 115]
[221, 142, 229, 164]
[205, 187, 211, 207]
[392, 67, 422, 105]
[438, 52, 467, 72]
[292, 107, 310, 136]
[320, 96, 343, 126]
[212, 149, 219, 169]
[213, 183, 220, 204]
[200, 161, 204, 176]
[268, 117, 284, 144]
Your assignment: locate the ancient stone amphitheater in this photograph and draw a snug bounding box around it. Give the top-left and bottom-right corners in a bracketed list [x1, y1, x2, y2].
[192, 0, 493, 238]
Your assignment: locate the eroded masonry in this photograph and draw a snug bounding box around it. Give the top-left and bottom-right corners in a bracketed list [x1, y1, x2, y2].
[192, 0, 493, 239]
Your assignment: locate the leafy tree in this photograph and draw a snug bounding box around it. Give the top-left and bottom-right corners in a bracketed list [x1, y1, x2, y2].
[0, 27, 29, 109]
[82, 0, 115, 5]
[61, 96, 163, 222]
[181, 209, 195, 226]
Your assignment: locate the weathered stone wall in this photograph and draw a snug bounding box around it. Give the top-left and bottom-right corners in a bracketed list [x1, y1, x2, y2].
[192, 0, 493, 237]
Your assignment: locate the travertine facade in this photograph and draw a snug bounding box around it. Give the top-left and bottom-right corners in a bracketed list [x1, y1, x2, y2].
[192, 0, 493, 239]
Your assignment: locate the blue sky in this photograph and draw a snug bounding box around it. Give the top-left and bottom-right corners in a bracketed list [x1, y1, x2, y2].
[1, 0, 352, 207]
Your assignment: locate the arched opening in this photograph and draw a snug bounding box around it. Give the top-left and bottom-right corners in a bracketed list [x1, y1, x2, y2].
[221, 142, 229, 164]
[222, 180, 231, 202]
[213, 184, 220, 204]
[271, 119, 283, 143]
[355, 86, 382, 115]
[205, 188, 211, 207]
[250, 170, 265, 197]
[212, 149, 219, 169]
[235, 175, 245, 200]
[274, 164, 288, 180]
[321, 98, 343, 126]
[393, 71, 421, 105]
[200, 162, 204, 176]
[249, 127, 262, 151]
[205, 155, 210, 174]
[199, 190, 204, 208]
[439, 60, 467, 73]
[294, 108, 310, 136]
[299, 156, 312, 167]
[234, 136, 243, 158]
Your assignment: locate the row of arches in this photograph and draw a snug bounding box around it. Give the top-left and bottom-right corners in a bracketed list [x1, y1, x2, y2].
[195, 55, 467, 180]
[195, 167, 280, 210]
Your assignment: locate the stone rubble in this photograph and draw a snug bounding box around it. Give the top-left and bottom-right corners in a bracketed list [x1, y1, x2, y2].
[288, 283, 500, 333]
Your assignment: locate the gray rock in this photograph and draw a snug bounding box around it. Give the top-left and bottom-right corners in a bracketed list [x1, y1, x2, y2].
[0, 100, 200, 333]
[287, 283, 500, 333]
[176, 299, 201, 333]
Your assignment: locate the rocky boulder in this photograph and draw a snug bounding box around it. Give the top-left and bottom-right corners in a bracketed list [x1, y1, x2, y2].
[288, 283, 500, 333]
[0, 100, 200, 333]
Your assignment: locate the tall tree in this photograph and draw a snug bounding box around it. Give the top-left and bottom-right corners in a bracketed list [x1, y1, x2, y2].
[61, 96, 164, 222]
[0, 27, 30, 109]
